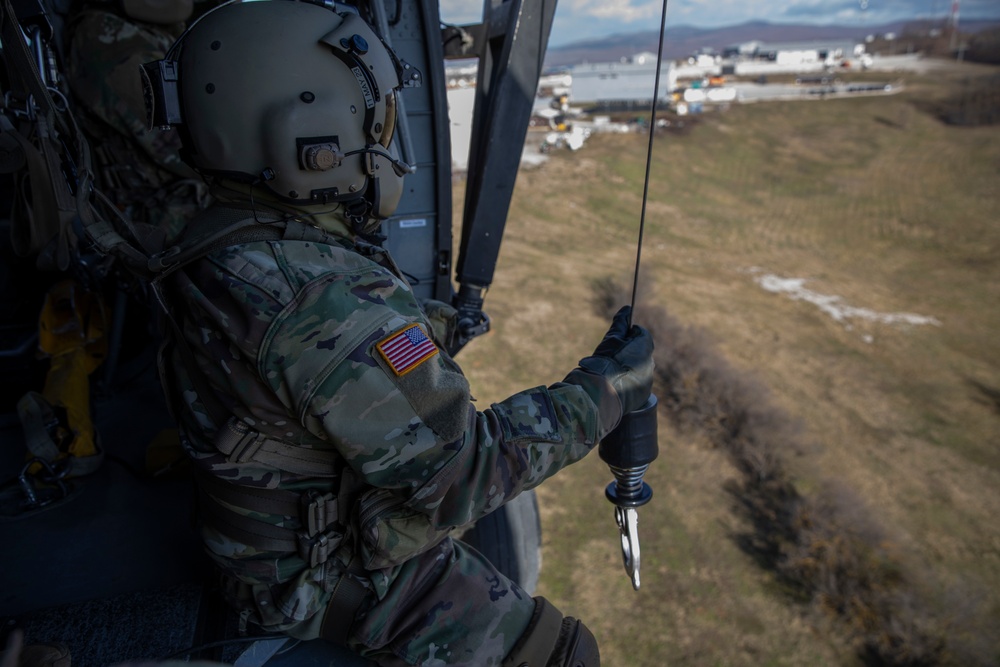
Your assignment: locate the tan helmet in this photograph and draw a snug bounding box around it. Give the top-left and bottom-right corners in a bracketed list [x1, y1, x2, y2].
[160, 0, 417, 225]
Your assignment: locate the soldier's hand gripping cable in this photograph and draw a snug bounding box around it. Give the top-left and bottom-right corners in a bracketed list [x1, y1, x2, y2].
[140, 2, 653, 665]
[563, 305, 655, 438]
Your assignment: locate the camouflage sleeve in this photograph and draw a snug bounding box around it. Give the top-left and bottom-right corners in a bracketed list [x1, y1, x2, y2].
[407, 380, 600, 527]
[261, 264, 601, 531]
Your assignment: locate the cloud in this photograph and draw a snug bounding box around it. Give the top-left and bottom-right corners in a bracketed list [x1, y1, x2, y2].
[780, 1, 857, 19]
[438, 0, 482, 25]
[563, 0, 662, 23]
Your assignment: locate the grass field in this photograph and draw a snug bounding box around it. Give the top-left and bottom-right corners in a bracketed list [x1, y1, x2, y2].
[454, 62, 1000, 666]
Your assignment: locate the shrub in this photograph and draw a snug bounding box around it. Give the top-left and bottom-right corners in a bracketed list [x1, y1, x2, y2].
[938, 76, 1000, 127]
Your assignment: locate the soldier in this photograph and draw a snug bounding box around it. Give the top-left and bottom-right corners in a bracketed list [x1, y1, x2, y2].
[147, 2, 654, 665]
[10, 0, 213, 493]
[66, 0, 208, 244]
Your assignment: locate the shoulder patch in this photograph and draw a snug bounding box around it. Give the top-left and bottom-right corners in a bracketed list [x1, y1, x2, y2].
[376, 324, 438, 376]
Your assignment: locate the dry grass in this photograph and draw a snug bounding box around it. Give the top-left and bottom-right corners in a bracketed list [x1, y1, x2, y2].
[456, 62, 1000, 666]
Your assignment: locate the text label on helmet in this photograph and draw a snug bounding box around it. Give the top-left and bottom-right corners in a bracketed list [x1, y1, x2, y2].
[351, 67, 375, 109]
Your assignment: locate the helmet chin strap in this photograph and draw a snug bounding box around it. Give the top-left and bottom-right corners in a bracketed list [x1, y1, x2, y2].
[246, 175, 383, 242]
[342, 197, 386, 243]
[248, 144, 404, 239]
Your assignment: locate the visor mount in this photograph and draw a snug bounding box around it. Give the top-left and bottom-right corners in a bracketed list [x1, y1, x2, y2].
[341, 34, 369, 55]
[301, 142, 344, 171]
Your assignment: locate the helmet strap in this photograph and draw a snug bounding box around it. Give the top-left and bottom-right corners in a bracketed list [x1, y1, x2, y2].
[343, 198, 383, 243]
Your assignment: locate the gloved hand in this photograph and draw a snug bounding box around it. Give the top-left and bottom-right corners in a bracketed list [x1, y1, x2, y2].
[563, 306, 654, 438]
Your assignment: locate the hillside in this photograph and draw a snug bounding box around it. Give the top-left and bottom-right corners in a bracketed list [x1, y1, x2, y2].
[455, 61, 1000, 665]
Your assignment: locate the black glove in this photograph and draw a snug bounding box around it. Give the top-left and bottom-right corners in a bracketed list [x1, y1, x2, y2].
[563, 306, 654, 438]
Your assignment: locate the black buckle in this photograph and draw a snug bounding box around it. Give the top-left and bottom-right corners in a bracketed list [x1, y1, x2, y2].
[296, 529, 341, 568]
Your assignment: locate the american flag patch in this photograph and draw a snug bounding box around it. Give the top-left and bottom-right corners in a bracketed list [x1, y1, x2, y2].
[376, 324, 438, 376]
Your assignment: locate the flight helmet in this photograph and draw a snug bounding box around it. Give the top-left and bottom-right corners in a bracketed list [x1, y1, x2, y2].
[142, 0, 419, 228]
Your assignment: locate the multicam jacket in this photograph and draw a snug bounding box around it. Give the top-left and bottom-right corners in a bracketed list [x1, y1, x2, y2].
[67, 8, 207, 244]
[164, 208, 605, 665]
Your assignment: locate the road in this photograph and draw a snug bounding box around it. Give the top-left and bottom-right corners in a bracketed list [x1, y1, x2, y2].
[732, 80, 896, 103]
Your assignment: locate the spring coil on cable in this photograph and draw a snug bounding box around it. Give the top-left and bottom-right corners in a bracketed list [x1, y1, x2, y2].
[606, 464, 650, 502]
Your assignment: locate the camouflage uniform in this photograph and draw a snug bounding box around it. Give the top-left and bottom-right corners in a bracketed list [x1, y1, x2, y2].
[66, 7, 207, 244]
[162, 194, 608, 666]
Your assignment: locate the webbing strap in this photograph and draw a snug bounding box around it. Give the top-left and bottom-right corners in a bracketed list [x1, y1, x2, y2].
[198, 487, 343, 569]
[2, 108, 76, 270]
[197, 471, 340, 537]
[85, 217, 156, 272]
[4, 119, 61, 255]
[213, 417, 342, 477]
[148, 216, 283, 277]
[200, 489, 299, 554]
[500, 597, 564, 667]
[152, 279, 233, 430]
[198, 472, 300, 517]
[320, 556, 370, 646]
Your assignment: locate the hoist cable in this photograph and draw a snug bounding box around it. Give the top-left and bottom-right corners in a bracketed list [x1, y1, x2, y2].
[630, 0, 671, 321]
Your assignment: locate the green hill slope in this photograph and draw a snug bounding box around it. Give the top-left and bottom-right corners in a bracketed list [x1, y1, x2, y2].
[457, 62, 1000, 666]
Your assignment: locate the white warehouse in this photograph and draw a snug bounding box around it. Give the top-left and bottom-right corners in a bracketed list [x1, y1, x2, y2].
[729, 40, 866, 66]
[569, 52, 677, 105]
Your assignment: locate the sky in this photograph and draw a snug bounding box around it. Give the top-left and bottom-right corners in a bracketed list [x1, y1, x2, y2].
[439, 0, 1000, 47]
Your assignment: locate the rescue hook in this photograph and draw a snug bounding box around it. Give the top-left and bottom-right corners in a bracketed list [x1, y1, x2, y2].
[599, 395, 658, 590]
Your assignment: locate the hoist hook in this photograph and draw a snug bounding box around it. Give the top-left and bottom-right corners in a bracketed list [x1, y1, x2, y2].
[600, 395, 658, 590]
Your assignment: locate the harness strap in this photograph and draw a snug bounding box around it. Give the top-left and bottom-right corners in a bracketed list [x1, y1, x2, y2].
[194, 445, 367, 571]
[3, 117, 63, 256]
[152, 279, 233, 429]
[2, 107, 77, 270]
[87, 217, 156, 273]
[149, 216, 283, 276]
[199, 489, 302, 554]
[197, 471, 340, 537]
[320, 555, 369, 646]
[213, 416, 342, 477]
[198, 483, 343, 569]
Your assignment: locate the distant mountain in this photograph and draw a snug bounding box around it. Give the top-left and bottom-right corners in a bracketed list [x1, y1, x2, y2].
[544, 19, 1000, 69]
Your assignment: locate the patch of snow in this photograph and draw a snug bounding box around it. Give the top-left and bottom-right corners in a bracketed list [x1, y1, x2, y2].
[755, 274, 940, 328]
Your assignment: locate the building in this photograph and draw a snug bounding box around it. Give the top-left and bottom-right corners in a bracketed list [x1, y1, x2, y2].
[569, 52, 677, 106]
[727, 40, 866, 66]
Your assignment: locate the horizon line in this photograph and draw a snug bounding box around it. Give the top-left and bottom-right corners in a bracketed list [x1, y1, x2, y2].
[548, 14, 1000, 49]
